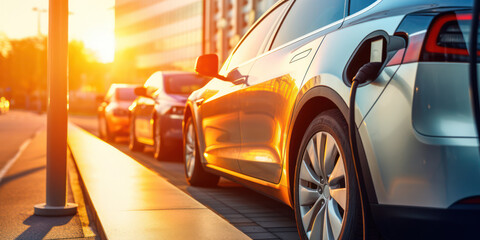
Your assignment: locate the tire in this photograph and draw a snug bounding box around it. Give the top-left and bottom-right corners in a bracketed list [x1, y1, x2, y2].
[184, 116, 219, 187]
[99, 114, 115, 141]
[153, 117, 167, 160]
[98, 115, 106, 139]
[129, 116, 144, 152]
[105, 119, 115, 142]
[294, 110, 362, 240]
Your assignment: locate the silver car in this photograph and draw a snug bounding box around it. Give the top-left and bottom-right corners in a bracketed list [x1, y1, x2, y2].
[185, 0, 480, 239]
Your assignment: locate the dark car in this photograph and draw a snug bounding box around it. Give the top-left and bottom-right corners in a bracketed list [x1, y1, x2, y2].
[185, 0, 480, 239]
[129, 71, 209, 160]
[97, 84, 139, 141]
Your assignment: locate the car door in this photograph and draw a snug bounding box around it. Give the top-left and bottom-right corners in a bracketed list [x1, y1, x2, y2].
[136, 73, 162, 144]
[197, 2, 289, 172]
[237, 0, 346, 183]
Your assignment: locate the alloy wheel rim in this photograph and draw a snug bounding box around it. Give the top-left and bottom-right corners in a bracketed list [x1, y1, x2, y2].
[185, 122, 196, 178]
[100, 117, 106, 137]
[298, 131, 347, 240]
[129, 120, 135, 145]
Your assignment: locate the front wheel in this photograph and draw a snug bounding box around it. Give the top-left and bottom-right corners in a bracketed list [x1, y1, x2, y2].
[294, 110, 362, 240]
[184, 116, 219, 187]
[153, 118, 167, 160]
[129, 116, 144, 152]
[99, 115, 115, 141]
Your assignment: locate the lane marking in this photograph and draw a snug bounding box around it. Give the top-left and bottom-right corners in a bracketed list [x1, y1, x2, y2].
[0, 128, 42, 184]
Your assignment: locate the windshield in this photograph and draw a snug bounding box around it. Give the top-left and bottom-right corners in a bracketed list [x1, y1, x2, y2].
[116, 88, 137, 101]
[164, 74, 209, 95]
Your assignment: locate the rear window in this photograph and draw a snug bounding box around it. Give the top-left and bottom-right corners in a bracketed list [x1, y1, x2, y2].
[116, 88, 137, 101]
[271, 0, 345, 49]
[164, 74, 209, 95]
[349, 0, 376, 15]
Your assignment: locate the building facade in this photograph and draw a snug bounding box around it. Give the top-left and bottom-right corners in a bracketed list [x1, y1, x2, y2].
[114, 0, 276, 82]
[204, 0, 277, 63]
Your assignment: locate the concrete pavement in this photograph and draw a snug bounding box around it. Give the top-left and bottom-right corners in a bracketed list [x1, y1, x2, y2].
[68, 123, 251, 240]
[70, 114, 300, 240]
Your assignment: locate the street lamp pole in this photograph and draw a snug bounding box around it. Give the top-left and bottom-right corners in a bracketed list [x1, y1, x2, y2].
[32, 7, 47, 37]
[34, 0, 77, 216]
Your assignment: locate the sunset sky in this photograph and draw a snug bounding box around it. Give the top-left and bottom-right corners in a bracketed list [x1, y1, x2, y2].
[0, 0, 115, 63]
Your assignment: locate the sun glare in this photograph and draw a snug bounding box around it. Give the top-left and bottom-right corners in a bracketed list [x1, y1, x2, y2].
[83, 30, 115, 63]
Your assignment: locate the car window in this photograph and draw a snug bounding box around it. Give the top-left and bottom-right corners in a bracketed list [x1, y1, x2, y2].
[271, 0, 345, 49]
[349, 0, 376, 15]
[227, 2, 287, 69]
[163, 74, 209, 95]
[116, 88, 137, 101]
[144, 72, 163, 90]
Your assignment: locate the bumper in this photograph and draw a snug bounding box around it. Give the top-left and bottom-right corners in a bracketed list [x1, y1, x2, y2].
[372, 203, 480, 240]
[159, 114, 183, 144]
[107, 115, 129, 135]
[359, 62, 480, 209]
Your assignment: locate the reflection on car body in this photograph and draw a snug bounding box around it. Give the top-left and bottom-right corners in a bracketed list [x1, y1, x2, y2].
[184, 0, 480, 239]
[97, 84, 140, 141]
[129, 71, 209, 160]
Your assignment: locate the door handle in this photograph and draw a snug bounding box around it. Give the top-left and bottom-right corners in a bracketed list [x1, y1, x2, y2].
[290, 48, 312, 63]
[195, 98, 204, 106]
[232, 77, 247, 85]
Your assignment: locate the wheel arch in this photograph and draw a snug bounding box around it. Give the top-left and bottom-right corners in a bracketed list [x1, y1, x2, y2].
[286, 85, 378, 207]
[287, 86, 346, 206]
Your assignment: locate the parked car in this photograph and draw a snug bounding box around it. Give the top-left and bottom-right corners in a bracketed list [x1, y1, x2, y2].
[129, 71, 209, 160]
[0, 97, 9, 114]
[185, 0, 480, 239]
[97, 84, 139, 141]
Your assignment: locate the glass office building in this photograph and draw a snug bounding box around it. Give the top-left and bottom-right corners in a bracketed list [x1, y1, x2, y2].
[114, 0, 276, 82]
[115, 0, 204, 81]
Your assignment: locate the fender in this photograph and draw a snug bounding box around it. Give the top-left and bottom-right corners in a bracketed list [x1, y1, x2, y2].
[285, 83, 378, 205]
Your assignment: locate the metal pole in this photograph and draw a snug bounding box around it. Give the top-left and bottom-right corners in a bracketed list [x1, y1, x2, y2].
[34, 0, 77, 216]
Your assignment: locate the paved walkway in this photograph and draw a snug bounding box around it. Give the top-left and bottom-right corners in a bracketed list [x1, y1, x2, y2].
[0, 129, 95, 239]
[68, 123, 250, 240]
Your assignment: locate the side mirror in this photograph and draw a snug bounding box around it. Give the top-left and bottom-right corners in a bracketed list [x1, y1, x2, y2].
[134, 87, 148, 97]
[195, 54, 226, 80]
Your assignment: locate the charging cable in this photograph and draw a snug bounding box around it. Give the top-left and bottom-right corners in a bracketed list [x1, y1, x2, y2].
[349, 62, 382, 239]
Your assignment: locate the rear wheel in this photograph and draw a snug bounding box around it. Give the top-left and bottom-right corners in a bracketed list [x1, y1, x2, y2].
[184, 116, 219, 187]
[129, 116, 144, 152]
[294, 110, 362, 240]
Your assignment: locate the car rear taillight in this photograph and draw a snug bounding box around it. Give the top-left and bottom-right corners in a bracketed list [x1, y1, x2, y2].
[457, 196, 480, 204]
[113, 108, 129, 116]
[422, 13, 480, 62]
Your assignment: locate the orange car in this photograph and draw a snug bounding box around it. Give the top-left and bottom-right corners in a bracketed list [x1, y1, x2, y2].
[97, 84, 139, 141]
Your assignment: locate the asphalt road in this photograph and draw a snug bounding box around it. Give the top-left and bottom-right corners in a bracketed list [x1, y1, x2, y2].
[70, 114, 300, 240]
[0, 111, 45, 173]
[0, 111, 94, 240]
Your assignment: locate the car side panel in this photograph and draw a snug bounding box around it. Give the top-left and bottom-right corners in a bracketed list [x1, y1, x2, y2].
[300, 15, 405, 204]
[196, 77, 245, 172]
[135, 96, 155, 145]
[237, 35, 327, 183]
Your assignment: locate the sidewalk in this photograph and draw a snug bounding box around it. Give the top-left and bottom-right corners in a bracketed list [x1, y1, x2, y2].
[0, 129, 95, 240]
[68, 123, 250, 240]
